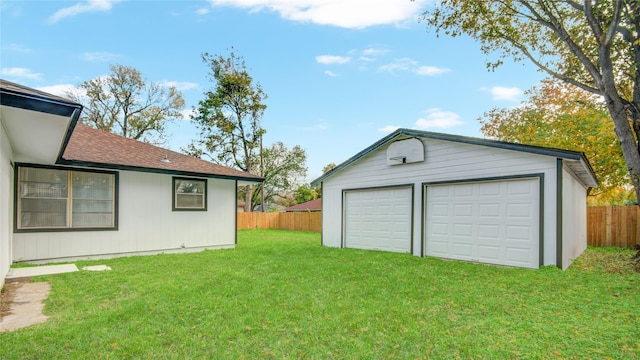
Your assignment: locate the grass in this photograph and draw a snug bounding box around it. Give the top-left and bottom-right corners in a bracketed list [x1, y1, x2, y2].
[1, 229, 639, 359]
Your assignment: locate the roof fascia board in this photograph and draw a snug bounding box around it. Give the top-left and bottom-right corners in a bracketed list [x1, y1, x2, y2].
[311, 129, 402, 186]
[56, 159, 264, 182]
[55, 107, 82, 164]
[0, 88, 82, 117]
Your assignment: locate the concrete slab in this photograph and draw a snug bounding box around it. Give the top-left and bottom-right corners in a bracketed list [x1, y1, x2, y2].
[82, 265, 111, 271]
[6, 264, 79, 279]
[0, 282, 51, 332]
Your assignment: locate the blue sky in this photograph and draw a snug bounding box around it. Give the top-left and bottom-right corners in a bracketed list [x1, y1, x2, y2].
[1, 0, 546, 181]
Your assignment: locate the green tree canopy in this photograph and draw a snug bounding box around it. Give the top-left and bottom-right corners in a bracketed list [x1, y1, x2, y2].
[421, 0, 640, 204]
[294, 184, 320, 204]
[69, 64, 185, 144]
[187, 49, 267, 211]
[252, 142, 308, 211]
[480, 78, 634, 204]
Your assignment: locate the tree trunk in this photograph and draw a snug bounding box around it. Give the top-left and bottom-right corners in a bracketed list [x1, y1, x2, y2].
[606, 101, 640, 206]
[244, 185, 253, 212]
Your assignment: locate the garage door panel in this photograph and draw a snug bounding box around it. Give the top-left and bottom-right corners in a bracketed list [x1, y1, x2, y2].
[425, 178, 539, 269]
[505, 248, 532, 266]
[344, 187, 412, 253]
[477, 245, 500, 262]
[452, 243, 473, 258]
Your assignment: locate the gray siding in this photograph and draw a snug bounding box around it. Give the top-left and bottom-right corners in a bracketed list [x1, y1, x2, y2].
[321, 137, 561, 266]
[13, 170, 237, 262]
[562, 165, 588, 269]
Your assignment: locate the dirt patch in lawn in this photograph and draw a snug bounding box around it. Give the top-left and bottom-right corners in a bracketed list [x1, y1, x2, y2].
[1, 279, 30, 319]
[1, 278, 51, 332]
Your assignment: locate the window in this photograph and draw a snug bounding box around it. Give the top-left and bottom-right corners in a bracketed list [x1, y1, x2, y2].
[17, 165, 117, 231]
[173, 177, 207, 211]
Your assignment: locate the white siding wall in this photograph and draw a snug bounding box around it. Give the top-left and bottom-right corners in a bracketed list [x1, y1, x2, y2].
[562, 165, 588, 269]
[321, 138, 560, 266]
[13, 170, 237, 262]
[0, 124, 14, 287]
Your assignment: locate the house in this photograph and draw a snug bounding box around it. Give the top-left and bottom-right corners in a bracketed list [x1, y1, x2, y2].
[0, 80, 262, 287]
[284, 198, 322, 212]
[310, 129, 598, 269]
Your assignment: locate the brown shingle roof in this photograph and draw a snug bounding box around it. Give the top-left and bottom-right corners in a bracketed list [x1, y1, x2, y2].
[62, 125, 262, 181]
[284, 198, 322, 212]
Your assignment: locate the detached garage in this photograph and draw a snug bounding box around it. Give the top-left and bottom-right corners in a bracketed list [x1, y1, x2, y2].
[311, 129, 598, 269]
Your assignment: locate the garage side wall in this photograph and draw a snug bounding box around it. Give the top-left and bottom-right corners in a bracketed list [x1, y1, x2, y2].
[561, 165, 588, 269]
[321, 137, 559, 265]
[13, 170, 237, 262]
[0, 124, 14, 287]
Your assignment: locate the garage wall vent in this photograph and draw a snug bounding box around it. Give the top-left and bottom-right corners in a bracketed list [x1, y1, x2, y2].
[386, 138, 424, 165]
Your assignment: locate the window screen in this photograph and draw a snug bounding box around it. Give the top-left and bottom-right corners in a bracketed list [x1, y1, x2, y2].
[173, 177, 207, 211]
[17, 166, 116, 230]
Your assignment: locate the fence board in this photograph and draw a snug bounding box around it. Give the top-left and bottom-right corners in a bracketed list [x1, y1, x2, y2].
[238, 212, 322, 232]
[587, 206, 639, 247]
[239, 206, 638, 247]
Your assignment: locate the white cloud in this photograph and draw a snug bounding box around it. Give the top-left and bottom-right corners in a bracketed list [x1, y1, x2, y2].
[324, 70, 339, 77]
[378, 58, 416, 73]
[416, 65, 450, 76]
[316, 55, 351, 65]
[180, 108, 196, 120]
[362, 47, 389, 56]
[82, 51, 120, 62]
[489, 86, 523, 101]
[378, 125, 400, 133]
[1, 67, 43, 80]
[414, 108, 463, 129]
[5, 43, 32, 53]
[49, 0, 118, 23]
[36, 84, 80, 99]
[379, 58, 449, 76]
[196, 7, 211, 15]
[207, 0, 427, 29]
[162, 80, 199, 91]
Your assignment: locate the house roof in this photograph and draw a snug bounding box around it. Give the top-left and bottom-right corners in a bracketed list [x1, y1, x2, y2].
[60, 125, 263, 183]
[310, 128, 598, 188]
[284, 198, 322, 212]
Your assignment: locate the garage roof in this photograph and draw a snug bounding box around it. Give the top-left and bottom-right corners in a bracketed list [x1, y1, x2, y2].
[311, 128, 598, 188]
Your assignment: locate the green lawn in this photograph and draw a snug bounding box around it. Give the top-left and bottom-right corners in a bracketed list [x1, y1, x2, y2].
[1, 229, 639, 359]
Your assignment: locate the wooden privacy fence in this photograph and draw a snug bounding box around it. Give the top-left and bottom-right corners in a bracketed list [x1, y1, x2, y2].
[587, 206, 639, 247]
[238, 212, 322, 232]
[239, 206, 639, 247]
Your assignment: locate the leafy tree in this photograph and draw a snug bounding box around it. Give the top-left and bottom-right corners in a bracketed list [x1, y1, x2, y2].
[69, 64, 185, 144]
[294, 184, 320, 204]
[322, 163, 337, 174]
[252, 142, 308, 210]
[187, 49, 267, 211]
[480, 78, 634, 203]
[421, 0, 640, 205]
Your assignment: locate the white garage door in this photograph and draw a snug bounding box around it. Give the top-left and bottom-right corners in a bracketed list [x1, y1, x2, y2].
[425, 178, 540, 268]
[344, 186, 412, 253]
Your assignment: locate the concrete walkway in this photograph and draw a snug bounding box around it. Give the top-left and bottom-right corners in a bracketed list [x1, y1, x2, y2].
[5, 264, 79, 279]
[1, 263, 110, 332]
